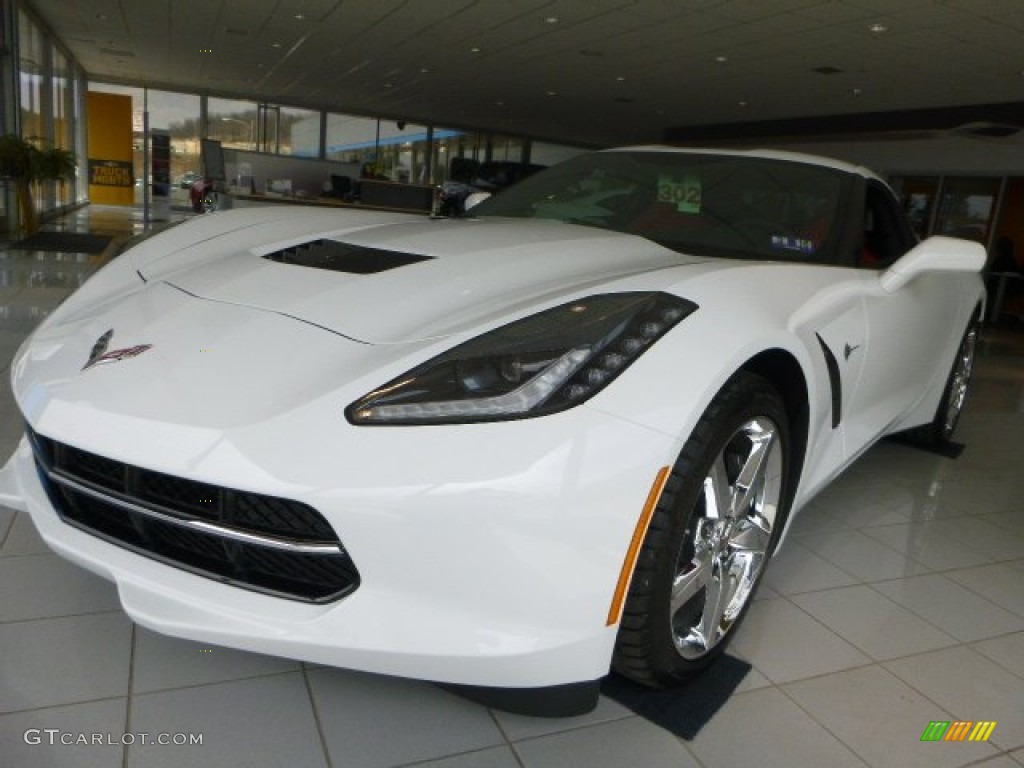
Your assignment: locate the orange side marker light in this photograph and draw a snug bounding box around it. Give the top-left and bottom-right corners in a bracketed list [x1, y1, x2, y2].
[606, 466, 670, 626]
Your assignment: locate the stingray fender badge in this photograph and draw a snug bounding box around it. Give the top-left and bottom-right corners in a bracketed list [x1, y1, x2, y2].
[82, 329, 152, 371]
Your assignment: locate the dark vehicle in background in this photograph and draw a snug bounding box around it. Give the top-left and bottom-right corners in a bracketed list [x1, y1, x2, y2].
[438, 159, 546, 215]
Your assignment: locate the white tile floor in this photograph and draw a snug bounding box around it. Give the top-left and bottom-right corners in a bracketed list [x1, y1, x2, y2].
[2, 206, 1023, 767]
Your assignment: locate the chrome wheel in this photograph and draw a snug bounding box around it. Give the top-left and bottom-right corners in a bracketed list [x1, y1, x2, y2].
[612, 372, 789, 687]
[670, 416, 782, 660]
[942, 325, 977, 436]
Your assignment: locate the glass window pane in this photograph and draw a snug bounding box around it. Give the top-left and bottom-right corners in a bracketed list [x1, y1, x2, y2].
[934, 177, 1002, 244]
[326, 113, 381, 169]
[52, 47, 74, 205]
[530, 142, 587, 168]
[487, 134, 524, 163]
[144, 89, 201, 209]
[890, 175, 940, 238]
[279, 106, 319, 157]
[18, 10, 46, 141]
[377, 121, 428, 183]
[208, 97, 258, 151]
[433, 128, 481, 184]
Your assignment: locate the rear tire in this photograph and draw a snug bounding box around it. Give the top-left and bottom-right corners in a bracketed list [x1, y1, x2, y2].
[613, 371, 790, 687]
[908, 321, 977, 447]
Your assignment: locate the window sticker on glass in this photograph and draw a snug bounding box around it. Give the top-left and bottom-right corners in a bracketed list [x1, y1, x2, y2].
[657, 175, 702, 213]
[771, 235, 815, 253]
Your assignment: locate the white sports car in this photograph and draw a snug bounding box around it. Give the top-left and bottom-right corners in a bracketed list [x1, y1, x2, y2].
[0, 147, 984, 716]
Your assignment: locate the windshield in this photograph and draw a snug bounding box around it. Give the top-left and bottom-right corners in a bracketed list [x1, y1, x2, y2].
[470, 150, 851, 264]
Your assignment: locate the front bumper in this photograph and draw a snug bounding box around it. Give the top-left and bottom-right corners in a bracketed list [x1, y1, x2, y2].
[2, 402, 678, 689]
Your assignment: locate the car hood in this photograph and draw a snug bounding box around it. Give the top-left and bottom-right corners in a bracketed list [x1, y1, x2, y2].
[135, 210, 705, 344]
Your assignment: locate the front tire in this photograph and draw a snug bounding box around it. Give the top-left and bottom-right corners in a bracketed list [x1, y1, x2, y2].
[613, 372, 790, 687]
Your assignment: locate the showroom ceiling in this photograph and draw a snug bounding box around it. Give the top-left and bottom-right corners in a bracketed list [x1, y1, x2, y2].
[24, 0, 1024, 146]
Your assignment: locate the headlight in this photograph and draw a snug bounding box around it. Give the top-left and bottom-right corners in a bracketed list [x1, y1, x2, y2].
[347, 292, 696, 425]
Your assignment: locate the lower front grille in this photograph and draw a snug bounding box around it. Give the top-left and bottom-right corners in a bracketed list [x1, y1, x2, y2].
[28, 429, 359, 603]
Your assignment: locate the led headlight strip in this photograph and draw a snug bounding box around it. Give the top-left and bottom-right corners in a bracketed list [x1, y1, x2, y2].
[347, 292, 697, 425]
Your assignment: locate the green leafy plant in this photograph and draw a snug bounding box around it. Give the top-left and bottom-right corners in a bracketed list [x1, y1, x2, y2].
[0, 134, 77, 234]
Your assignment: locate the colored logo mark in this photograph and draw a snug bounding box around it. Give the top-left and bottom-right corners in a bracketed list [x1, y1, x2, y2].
[921, 721, 997, 742]
[82, 344, 153, 371]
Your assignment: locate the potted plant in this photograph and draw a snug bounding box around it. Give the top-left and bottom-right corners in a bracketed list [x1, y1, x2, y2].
[0, 133, 77, 235]
[37, 143, 77, 201]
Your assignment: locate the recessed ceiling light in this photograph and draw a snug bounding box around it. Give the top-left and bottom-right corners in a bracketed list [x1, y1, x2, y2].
[869, 23, 887, 33]
[294, 13, 305, 20]
[715, 55, 728, 63]
[546, 90, 557, 97]
[544, 16, 559, 24]
[419, 67, 431, 74]
[738, 100, 748, 107]
[615, 75, 626, 82]
[470, 46, 481, 53]
[271, 42, 282, 48]
[852, 87, 863, 95]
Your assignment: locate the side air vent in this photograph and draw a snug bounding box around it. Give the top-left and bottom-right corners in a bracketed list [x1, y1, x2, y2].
[815, 333, 842, 429]
[262, 239, 433, 274]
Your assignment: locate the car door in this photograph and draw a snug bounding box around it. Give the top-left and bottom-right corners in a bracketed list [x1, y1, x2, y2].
[842, 180, 963, 455]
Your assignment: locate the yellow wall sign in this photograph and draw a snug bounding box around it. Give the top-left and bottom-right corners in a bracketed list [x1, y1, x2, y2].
[86, 91, 135, 205]
[88, 160, 133, 188]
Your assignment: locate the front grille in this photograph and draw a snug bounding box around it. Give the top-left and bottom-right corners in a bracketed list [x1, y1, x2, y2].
[28, 430, 359, 603]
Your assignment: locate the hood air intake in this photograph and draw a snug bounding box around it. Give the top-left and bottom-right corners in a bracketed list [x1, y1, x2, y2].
[263, 239, 433, 274]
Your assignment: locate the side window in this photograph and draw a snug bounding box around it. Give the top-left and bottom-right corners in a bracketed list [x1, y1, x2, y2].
[859, 182, 917, 269]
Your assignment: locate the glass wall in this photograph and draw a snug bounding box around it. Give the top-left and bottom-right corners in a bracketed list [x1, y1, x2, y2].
[891, 175, 1004, 247]
[144, 88, 200, 208]
[278, 105, 319, 156]
[2, 0, 587, 232]
[933, 177, 1002, 243]
[17, 9, 45, 141]
[6, 4, 87, 229]
[325, 115, 445, 183]
[530, 141, 587, 167]
[208, 97, 258, 151]
[90, 83, 205, 209]
[378, 121, 428, 183]
[434, 128, 483, 184]
[487, 134, 525, 163]
[52, 46, 74, 205]
[325, 113, 382, 167]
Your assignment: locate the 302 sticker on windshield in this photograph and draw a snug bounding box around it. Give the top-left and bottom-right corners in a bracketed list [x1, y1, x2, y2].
[658, 175, 702, 213]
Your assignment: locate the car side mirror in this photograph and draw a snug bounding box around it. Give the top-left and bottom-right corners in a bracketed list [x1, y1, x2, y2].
[880, 236, 985, 293]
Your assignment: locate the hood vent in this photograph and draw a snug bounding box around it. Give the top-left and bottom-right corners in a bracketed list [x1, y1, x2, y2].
[262, 239, 433, 274]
